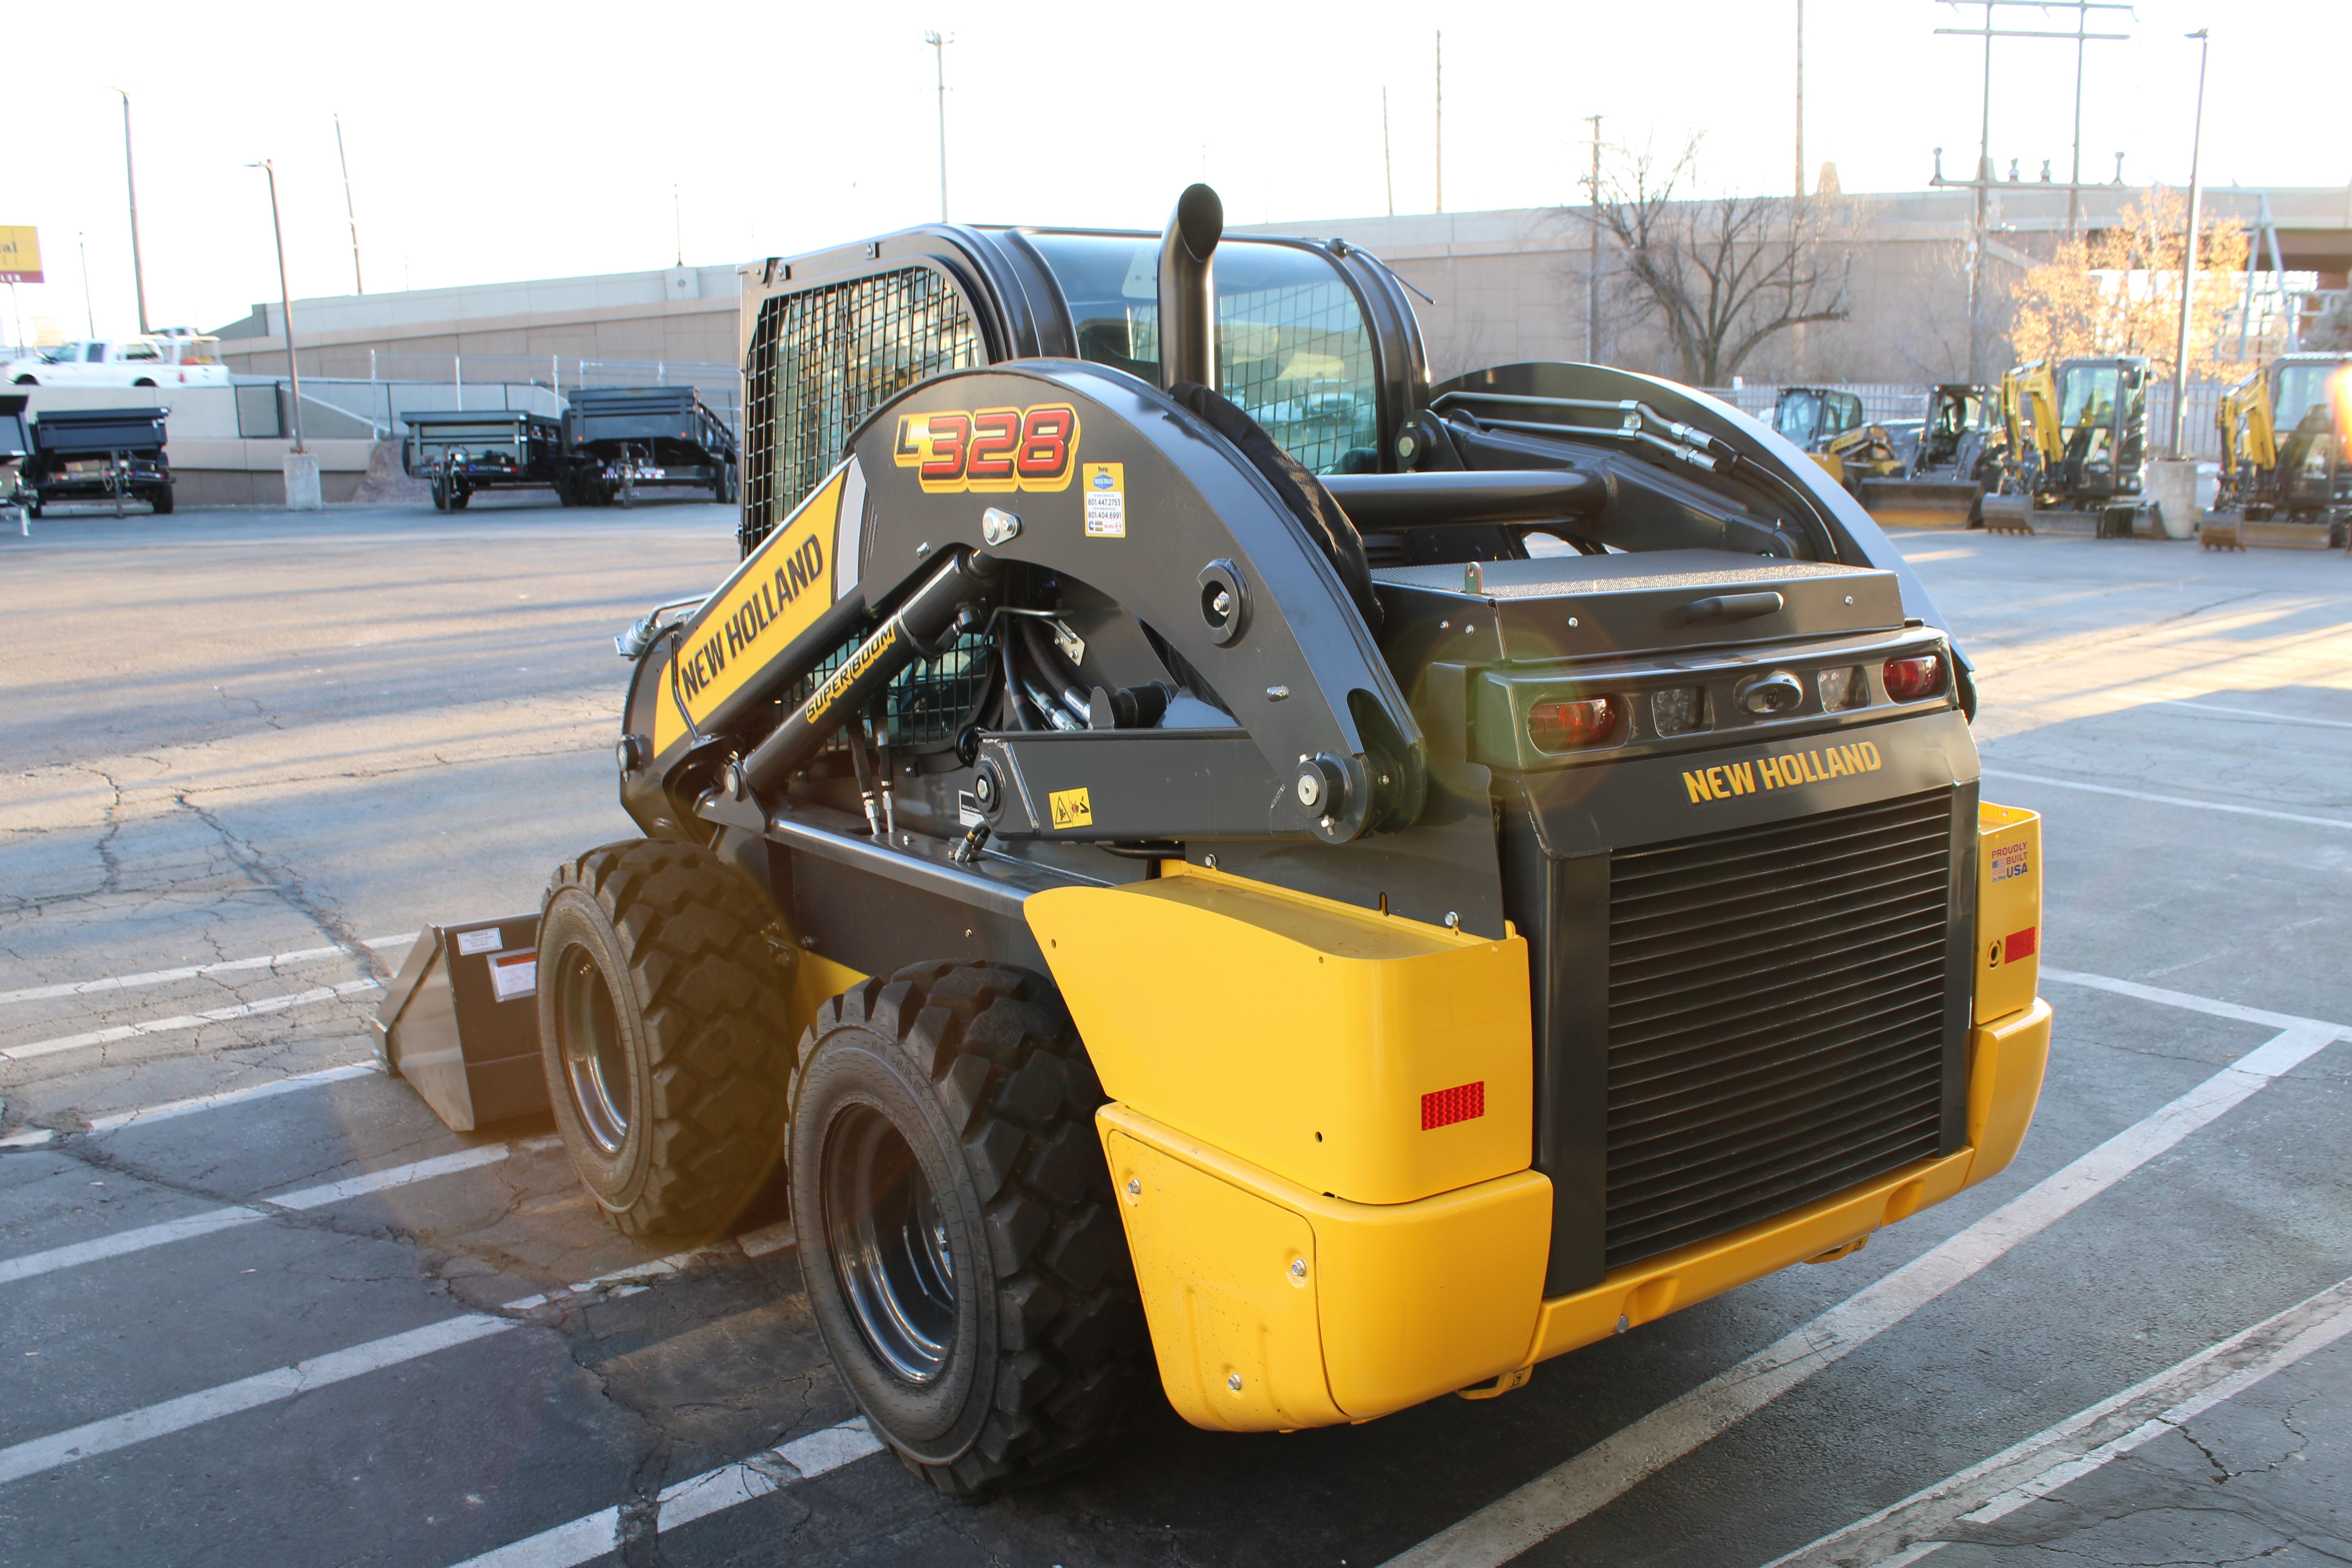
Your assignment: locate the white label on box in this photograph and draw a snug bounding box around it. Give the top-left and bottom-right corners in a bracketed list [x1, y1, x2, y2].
[1082, 463, 1126, 537]
[456, 927, 503, 956]
[490, 953, 538, 1001]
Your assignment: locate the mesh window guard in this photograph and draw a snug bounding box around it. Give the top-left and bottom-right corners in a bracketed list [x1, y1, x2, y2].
[741, 266, 980, 556]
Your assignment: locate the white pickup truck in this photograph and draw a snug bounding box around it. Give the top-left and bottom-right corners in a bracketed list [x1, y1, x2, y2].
[6, 335, 230, 388]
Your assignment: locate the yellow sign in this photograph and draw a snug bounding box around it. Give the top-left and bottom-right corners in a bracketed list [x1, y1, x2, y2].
[0, 226, 42, 284]
[893, 402, 1079, 494]
[1049, 787, 1094, 830]
[1682, 739, 1883, 804]
[653, 462, 859, 752]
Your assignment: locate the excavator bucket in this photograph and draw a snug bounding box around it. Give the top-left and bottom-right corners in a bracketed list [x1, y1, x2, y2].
[1980, 494, 2034, 535]
[1859, 478, 1983, 530]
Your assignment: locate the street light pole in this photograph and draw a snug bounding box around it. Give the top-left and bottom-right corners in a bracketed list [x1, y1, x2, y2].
[2170, 28, 2211, 460]
[334, 113, 365, 294]
[924, 32, 952, 223]
[113, 89, 150, 334]
[249, 159, 307, 454]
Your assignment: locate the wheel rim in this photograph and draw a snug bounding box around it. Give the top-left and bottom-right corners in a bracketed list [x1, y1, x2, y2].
[553, 941, 630, 1154]
[822, 1103, 956, 1384]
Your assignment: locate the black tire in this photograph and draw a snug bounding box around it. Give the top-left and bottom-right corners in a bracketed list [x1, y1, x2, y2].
[450, 485, 471, 510]
[430, 478, 449, 512]
[149, 486, 174, 515]
[537, 839, 800, 1241]
[133, 378, 156, 388]
[13, 376, 35, 385]
[792, 963, 1149, 1497]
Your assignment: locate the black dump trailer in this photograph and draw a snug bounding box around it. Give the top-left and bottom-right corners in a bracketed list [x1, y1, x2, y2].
[0, 394, 28, 513]
[22, 405, 174, 517]
[401, 409, 567, 510]
[560, 385, 738, 507]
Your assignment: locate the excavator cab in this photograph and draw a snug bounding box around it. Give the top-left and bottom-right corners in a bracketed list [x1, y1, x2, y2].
[2053, 358, 2148, 506]
[2270, 354, 2352, 527]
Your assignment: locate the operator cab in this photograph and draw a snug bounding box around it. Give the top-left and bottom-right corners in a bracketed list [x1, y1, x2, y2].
[1771, 387, 1864, 452]
[2054, 357, 2149, 502]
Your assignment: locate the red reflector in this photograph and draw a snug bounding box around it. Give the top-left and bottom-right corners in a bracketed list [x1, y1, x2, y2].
[1882, 654, 1946, 702]
[1528, 696, 1618, 753]
[2005, 927, 2037, 963]
[1421, 1081, 1486, 1130]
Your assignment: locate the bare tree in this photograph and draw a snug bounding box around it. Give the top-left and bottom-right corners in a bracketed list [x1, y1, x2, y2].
[1579, 140, 1852, 385]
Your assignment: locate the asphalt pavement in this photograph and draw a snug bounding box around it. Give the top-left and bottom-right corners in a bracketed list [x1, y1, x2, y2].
[1, 499, 2345, 1568]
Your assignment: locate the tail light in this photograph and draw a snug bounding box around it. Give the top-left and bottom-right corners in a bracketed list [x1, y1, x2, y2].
[1818, 667, 1869, 710]
[1651, 686, 1708, 735]
[1882, 653, 1946, 702]
[1529, 696, 1619, 753]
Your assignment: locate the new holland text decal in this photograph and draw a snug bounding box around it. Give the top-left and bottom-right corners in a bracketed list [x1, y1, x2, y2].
[894, 403, 1080, 494]
[653, 459, 864, 753]
[1682, 739, 1884, 804]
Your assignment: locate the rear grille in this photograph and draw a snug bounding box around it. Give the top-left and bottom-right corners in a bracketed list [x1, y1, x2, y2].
[1604, 789, 1957, 1270]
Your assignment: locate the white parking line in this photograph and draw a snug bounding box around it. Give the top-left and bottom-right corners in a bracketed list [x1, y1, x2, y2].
[0, 978, 385, 1063]
[2, 1061, 385, 1151]
[0, 1145, 517, 1285]
[1979, 767, 2352, 830]
[448, 1419, 884, 1568]
[2041, 967, 2349, 1038]
[0, 1204, 791, 1491]
[0, 933, 419, 1008]
[1379, 1022, 2343, 1568]
[1756, 1273, 2352, 1568]
[0, 1314, 517, 1486]
[2156, 698, 2352, 731]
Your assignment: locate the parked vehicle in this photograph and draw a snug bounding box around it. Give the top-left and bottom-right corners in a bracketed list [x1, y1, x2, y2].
[401, 410, 567, 510]
[5, 333, 229, 389]
[20, 405, 174, 516]
[560, 385, 738, 506]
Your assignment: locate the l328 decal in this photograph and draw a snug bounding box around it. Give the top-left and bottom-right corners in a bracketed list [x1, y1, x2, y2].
[894, 403, 1080, 494]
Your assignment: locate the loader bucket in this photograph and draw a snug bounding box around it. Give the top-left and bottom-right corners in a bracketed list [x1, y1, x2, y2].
[1860, 478, 1983, 530]
[372, 915, 550, 1132]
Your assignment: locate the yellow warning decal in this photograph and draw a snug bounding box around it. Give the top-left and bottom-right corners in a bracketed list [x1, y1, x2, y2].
[1049, 787, 1094, 831]
[893, 403, 1080, 494]
[653, 463, 857, 753]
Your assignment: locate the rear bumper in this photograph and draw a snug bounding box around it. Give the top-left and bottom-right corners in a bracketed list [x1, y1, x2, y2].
[1101, 995, 2051, 1432]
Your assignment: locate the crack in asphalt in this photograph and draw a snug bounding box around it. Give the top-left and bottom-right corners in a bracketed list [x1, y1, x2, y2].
[174, 796, 391, 985]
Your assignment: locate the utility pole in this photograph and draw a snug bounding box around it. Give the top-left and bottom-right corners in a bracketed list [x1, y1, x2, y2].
[335, 114, 365, 293]
[2067, 6, 2087, 234]
[674, 185, 684, 267]
[1586, 114, 1603, 364]
[1383, 88, 1394, 217]
[1933, 0, 2130, 378]
[113, 89, 149, 334]
[1794, 0, 1805, 200]
[1433, 31, 1443, 214]
[78, 233, 95, 336]
[2171, 29, 2210, 460]
[924, 31, 952, 223]
[248, 159, 306, 454]
[1793, 0, 1807, 376]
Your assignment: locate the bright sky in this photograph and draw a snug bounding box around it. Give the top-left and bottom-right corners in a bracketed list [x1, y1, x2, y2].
[6, 0, 2344, 345]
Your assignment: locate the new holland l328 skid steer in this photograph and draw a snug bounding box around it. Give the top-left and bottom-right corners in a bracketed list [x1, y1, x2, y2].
[516, 185, 2050, 1494]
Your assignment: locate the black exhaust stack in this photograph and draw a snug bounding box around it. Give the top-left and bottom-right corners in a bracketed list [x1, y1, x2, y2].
[1157, 184, 1223, 392]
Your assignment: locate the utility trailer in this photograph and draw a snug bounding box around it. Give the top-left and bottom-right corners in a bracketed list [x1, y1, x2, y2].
[401, 409, 566, 510]
[20, 405, 174, 517]
[0, 394, 28, 517]
[561, 385, 739, 507]
[425, 185, 2052, 1498]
